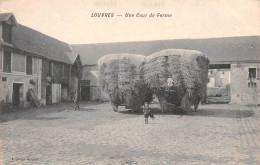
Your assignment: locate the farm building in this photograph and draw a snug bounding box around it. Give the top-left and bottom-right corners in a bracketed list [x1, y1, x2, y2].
[72, 36, 260, 105]
[0, 13, 82, 109]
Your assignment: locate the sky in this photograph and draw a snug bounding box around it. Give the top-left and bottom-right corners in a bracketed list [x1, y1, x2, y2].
[0, 0, 260, 44]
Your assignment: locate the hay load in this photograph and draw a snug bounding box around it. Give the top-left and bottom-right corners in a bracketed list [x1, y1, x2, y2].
[98, 53, 153, 112]
[143, 49, 209, 112]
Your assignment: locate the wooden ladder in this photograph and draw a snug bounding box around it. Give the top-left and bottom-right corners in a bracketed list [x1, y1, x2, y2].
[28, 88, 41, 108]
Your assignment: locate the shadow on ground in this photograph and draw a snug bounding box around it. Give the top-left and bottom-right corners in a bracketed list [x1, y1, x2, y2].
[26, 116, 67, 120]
[1, 101, 256, 123]
[118, 107, 255, 119]
[188, 109, 255, 118]
[0, 101, 102, 123]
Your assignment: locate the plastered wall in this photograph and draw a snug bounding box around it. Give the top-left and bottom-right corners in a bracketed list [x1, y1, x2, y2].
[230, 63, 260, 104]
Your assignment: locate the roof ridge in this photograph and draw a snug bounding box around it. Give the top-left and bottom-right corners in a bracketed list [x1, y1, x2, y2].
[0, 12, 13, 16]
[17, 24, 70, 47]
[71, 35, 260, 45]
[71, 36, 260, 65]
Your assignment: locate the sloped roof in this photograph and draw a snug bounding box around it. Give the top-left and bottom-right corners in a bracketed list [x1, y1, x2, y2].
[71, 36, 260, 65]
[65, 52, 79, 64]
[12, 24, 75, 64]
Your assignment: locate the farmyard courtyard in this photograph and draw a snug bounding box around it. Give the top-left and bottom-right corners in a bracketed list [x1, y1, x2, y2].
[0, 102, 259, 165]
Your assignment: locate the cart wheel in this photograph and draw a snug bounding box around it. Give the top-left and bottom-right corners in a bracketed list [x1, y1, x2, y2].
[194, 104, 198, 111]
[112, 105, 118, 112]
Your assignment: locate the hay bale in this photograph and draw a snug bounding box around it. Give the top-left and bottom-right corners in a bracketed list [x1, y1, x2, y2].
[144, 49, 209, 112]
[98, 53, 152, 112]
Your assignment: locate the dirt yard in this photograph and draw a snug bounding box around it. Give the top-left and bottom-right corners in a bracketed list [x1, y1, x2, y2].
[0, 102, 259, 164]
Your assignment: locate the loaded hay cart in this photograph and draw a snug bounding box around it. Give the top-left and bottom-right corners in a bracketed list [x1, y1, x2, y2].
[143, 49, 209, 113]
[98, 53, 153, 112]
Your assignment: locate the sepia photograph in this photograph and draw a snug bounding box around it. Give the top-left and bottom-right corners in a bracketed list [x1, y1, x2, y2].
[0, 0, 259, 164]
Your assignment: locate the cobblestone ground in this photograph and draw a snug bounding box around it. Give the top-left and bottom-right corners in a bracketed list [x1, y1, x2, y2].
[0, 102, 259, 165]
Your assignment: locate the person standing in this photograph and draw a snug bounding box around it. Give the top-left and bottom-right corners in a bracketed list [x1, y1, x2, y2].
[143, 102, 154, 124]
[73, 92, 80, 110]
[167, 75, 174, 90]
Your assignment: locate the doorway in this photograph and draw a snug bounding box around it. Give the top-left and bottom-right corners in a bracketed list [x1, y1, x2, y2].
[81, 86, 90, 101]
[13, 83, 24, 107]
[46, 86, 52, 104]
[61, 84, 68, 101]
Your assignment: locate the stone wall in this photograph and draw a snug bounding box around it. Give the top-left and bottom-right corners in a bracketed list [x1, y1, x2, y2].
[0, 74, 40, 108]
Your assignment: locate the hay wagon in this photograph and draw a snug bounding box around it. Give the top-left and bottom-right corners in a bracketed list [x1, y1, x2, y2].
[98, 53, 153, 112]
[143, 49, 209, 113]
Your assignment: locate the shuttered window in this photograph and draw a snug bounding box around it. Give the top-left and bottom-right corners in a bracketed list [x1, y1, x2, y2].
[257, 68, 260, 80]
[26, 56, 32, 75]
[32, 58, 38, 75]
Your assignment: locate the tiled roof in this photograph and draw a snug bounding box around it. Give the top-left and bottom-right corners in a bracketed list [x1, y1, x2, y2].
[12, 24, 75, 64]
[71, 36, 260, 65]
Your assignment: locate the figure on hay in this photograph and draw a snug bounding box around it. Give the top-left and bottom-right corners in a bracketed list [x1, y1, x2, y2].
[73, 91, 80, 110]
[167, 75, 174, 91]
[143, 102, 154, 124]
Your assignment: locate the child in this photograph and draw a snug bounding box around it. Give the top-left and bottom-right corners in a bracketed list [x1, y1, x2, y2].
[143, 102, 154, 124]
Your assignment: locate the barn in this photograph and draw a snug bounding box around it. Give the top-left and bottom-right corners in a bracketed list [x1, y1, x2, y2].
[0, 13, 82, 110]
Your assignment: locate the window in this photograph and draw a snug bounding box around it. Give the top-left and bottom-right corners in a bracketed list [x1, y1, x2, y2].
[248, 68, 256, 79]
[2, 77, 7, 81]
[2, 23, 12, 43]
[248, 82, 257, 88]
[26, 56, 32, 75]
[49, 62, 52, 77]
[12, 53, 26, 72]
[3, 50, 11, 72]
[248, 68, 258, 88]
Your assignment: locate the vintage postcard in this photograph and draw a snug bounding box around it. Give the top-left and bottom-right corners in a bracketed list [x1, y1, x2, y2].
[0, 0, 259, 164]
